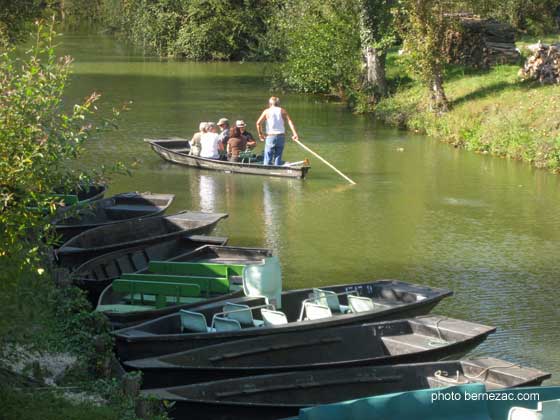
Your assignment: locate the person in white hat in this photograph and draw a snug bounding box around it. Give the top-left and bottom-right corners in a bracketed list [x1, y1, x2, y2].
[235, 120, 257, 149]
[256, 96, 299, 165]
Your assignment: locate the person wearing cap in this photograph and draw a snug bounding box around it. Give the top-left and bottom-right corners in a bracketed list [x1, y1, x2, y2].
[189, 122, 207, 156]
[199, 122, 223, 159]
[256, 96, 299, 165]
[217, 118, 230, 148]
[235, 120, 257, 149]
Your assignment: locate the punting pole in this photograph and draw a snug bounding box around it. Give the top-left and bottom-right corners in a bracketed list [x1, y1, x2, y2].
[293, 139, 356, 185]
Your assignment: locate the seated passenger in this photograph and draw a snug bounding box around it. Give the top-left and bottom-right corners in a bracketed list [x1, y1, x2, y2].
[200, 122, 223, 159]
[217, 118, 230, 148]
[189, 122, 206, 156]
[236, 120, 257, 149]
[227, 126, 247, 162]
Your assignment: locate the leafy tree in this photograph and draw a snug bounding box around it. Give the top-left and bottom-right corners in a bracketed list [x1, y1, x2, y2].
[270, 0, 362, 97]
[0, 0, 45, 46]
[357, 0, 396, 103]
[397, 0, 451, 112]
[0, 20, 114, 277]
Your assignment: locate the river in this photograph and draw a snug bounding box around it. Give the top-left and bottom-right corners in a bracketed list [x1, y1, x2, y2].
[60, 33, 560, 382]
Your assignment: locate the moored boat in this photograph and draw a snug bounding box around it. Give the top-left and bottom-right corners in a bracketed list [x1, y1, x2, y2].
[142, 358, 551, 420]
[113, 280, 452, 361]
[55, 211, 228, 269]
[125, 315, 496, 387]
[145, 138, 310, 179]
[96, 246, 274, 328]
[70, 236, 230, 303]
[286, 383, 560, 420]
[52, 192, 175, 243]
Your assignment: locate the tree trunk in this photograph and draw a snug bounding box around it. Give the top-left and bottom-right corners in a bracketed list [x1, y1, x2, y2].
[429, 70, 449, 113]
[363, 46, 388, 100]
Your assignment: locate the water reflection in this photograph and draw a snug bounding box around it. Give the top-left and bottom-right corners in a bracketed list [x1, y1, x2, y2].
[198, 175, 218, 213]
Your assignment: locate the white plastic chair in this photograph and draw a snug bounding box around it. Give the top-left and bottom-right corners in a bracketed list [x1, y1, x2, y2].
[179, 310, 212, 333]
[261, 308, 288, 326]
[223, 302, 264, 327]
[303, 302, 332, 320]
[313, 288, 351, 313]
[213, 316, 242, 332]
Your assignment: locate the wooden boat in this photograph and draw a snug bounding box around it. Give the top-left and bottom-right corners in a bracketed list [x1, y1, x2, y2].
[125, 315, 496, 387]
[55, 211, 228, 269]
[70, 236, 230, 303]
[52, 183, 107, 205]
[52, 192, 175, 243]
[286, 384, 560, 420]
[145, 138, 311, 179]
[113, 280, 452, 361]
[142, 358, 551, 420]
[96, 245, 274, 329]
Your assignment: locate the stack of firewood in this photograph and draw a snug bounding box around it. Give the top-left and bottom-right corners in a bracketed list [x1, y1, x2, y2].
[519, 42, 560, 84]
[444, 15, 520, 69]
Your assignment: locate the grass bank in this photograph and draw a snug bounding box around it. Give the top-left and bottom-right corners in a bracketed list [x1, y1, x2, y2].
[376, 35, 560, 172]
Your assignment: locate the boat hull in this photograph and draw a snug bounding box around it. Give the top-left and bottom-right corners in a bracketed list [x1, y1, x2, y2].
[113, 280, 452, 361]
[146, 138, 310, 179]
[71, 236, 229, 303]
[126, 316, 496, 387]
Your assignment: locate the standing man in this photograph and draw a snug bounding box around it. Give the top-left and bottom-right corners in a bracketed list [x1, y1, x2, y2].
[256, 96, 299, 166]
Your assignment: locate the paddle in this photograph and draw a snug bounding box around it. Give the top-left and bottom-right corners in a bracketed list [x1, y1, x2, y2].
[293, 139, 357, 185]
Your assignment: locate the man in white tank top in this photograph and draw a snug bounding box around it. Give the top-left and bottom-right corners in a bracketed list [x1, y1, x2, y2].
[256, 96, 299, 165]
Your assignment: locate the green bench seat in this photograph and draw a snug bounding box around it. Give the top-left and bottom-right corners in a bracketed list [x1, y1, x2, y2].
[147, 261, 245, 278]
[120, 273, 230, 294]
[112, 279, 201, 308]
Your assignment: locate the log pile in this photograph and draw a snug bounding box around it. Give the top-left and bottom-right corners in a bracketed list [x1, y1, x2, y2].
[444, 15, 520, 69]
[519, 42, 560, 84]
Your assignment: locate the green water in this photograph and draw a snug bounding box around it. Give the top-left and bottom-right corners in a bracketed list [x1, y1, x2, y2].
[62, 33, 560, 382]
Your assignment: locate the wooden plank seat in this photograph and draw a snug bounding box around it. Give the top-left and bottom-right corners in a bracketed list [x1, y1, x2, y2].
[105, 204, 161, 216]
[112, 279, 201, 308]
[120, 273, 230, 294]
[148, 261, 245, 280]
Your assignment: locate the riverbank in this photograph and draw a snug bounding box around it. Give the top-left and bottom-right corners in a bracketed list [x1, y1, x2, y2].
[376, 35, 560, 172]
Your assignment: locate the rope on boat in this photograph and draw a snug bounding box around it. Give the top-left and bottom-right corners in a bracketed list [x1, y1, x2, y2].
[463, 362, 520, 380]
[434, 362, 521, 384]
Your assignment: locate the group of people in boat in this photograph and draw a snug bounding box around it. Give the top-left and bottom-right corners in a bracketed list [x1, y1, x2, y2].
[189, 96, 299, 166]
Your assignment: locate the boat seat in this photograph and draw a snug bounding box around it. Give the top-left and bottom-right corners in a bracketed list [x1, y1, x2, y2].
[348, 295, 388, 313]
[260, 309, 288, 326]
[239, 150, 255, 163]
[303, 302, 332, 320]
[223, 302, 264, 328]
[105, 204, 158, 216]
[179, 310, 213, 333]
[313, 288, 351, 314]
[213, 316, 242, 332]
[381, 334, 447, 355]
[509, 400, 560, 420]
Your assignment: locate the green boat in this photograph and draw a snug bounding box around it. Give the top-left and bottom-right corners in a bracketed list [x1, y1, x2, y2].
[288, 383, 560, 420]
[96, 249, 275, 328]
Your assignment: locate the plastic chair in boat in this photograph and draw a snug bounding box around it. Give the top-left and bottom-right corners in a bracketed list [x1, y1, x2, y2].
[508, 400, 560, 420]
[302, 302, 332, 321]
[260, 308, 288, 327]
[222, 302, 264, 327]
[179, 310, 213, 333]
[348, 295, 378, 313]
[312, 288, 351, 314]
[213, 316, 242, 332]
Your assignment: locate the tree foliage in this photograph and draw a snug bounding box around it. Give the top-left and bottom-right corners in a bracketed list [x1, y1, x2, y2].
[0, 20, 110, 275]
[0, 0, 45, 46]
[269, 0, 362, 96]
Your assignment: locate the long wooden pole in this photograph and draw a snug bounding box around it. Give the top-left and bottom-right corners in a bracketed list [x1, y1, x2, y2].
[293, 139, 356, 185]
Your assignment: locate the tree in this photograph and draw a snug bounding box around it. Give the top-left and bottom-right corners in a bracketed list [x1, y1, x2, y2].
[399, 0, 451, 112]
[0, 19, 114, 275]
[357, 0, 395, 103]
